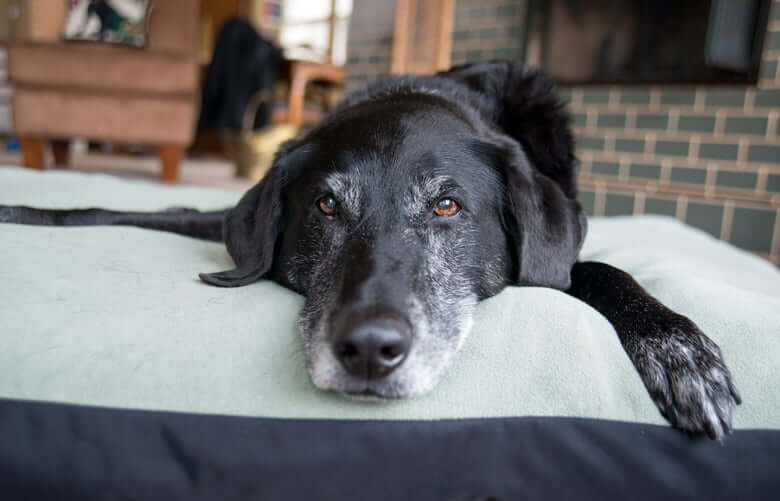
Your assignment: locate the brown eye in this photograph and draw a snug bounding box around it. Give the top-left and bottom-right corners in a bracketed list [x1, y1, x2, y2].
[317, 196, 339, 216]
[433, 198, 460, 217]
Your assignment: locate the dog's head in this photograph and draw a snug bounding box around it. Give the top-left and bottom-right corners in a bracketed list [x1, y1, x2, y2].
[200, 62, 586, 399]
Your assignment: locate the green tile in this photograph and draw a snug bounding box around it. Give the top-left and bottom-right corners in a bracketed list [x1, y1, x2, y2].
[615, 138, 645, 153]
[629, 163, 661, 179]
[496, 4, 519, 16]
[761, 60, 778, 80]
[766, 173, 780, 192]
[557, 88, 573, 104]
[582, 90, 611, 104]
[747, 144, 780, 163]
[578, 135, 605, 151]
[578, 190, 596, 216]
[465, 49, 483, 61]
[767, 30, 780, 51]
[699, 142, 739, 161]
[635, 113, 669, 129]
[670, 167, 707, 185]
[774, 3, 780, 21]
[704, 90, 746, 107]
[645, 197, 677, 217]
[604, 193, 635, 216]
[492, 48, 515, 59]
[678, 115, 716, 133]
[754, 89, 780, 107]
[730, 207, 776, 252]
[571, 112, 587, 127]
[619, 89, 651, 105]
[453, 30, 471, 40]
[660, 90, 696, 106]
[724, 117, 768, 135]
[480, 27, 497, 38]
[655, 140, 689, 156]
[469, 7, 488, 18]
[591, 160, 620, 176]
[685, 202, 724, 238]
[597, 113, 626, 128]
[716, 170, 757, 190]
[505, 26, 524, 38]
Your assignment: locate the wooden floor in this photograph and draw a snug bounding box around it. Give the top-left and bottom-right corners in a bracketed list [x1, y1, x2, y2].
[0, 151, 255, 193]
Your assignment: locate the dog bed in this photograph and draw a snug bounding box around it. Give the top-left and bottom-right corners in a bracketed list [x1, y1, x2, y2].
[1, 167, 778, 499]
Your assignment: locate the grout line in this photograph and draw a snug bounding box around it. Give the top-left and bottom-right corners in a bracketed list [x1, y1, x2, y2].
[608, 88, 618, 110]
[633, 191, 646, 214]
[737, 138, 749, 164]
[571, 89, 584, 107]
[771, 208, 780, 260]
[688, 135, 700, 162]
[668, 109, 679, 132]
[645, 132, 656, 157]
[757, 165, 769, 194]
[714, 110, 726, 137]
[705, 165, 718, 197]
[694, 87, 705, 111]
[767, 111, 778, 140]
[649, 88, 660, 111]
[586, 109, 597, 129]
[626, 109, 637, 131]
[745, 88, 756, 113]
[570, 124, 777, 144]
[605, 132, 615, 153]
[577, 147, 780, 171]
[594, 186, 606, 217]
[577, 175, 779, 209]
[619, 156, 630, 181]
[720, 201, 735, 241]
[567, 104, 775, 118]
[676, 195, 688, 221]
[660, 158, 672, 184]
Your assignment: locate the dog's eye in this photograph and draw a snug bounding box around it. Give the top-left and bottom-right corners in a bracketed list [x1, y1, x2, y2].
[317, 196, 339, 217]
[433, 198, 460, 217]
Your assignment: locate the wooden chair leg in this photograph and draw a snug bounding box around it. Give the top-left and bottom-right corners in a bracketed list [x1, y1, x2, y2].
[50, 139, 70, 167]
[20, 138, 46, 170]
[158, 145, 183, 183]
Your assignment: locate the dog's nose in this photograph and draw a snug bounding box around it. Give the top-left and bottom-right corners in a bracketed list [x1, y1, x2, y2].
[333, 321, 410, 380]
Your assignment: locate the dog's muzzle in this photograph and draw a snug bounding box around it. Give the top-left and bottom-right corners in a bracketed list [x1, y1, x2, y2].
[331, 314, 411, 380]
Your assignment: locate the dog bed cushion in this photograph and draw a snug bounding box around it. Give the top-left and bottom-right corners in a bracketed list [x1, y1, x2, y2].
[1, 167, 778, 499]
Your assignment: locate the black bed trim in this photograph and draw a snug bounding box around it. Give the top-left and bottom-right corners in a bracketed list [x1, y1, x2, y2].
[0, 398, 778, 500]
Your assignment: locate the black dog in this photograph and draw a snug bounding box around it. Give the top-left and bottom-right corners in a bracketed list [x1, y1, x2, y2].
[0, 61, 740, 439]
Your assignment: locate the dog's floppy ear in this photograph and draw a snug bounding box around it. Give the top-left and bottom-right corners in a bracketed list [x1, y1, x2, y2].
[439, 60, 578, 199]
[199, 146, 294, 287]
[443, 61, 585, 288]
[500, 146, 586, 289]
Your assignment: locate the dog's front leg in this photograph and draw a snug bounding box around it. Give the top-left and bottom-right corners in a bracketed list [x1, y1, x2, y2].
[566, 261, 741, 440]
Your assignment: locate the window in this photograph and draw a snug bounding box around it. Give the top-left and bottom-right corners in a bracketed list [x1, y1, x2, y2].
[266, 0, 353, 65]
[525, 0, 772, 84]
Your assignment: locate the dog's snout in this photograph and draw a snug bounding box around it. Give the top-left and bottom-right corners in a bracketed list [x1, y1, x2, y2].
[333, 320, 410, 380]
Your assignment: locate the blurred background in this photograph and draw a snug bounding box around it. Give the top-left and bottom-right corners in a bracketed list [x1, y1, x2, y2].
[0, 0, 777, 263]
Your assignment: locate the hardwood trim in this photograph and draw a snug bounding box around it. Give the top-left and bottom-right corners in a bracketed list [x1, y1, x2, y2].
[20, 138, 46, 171]
[159, 145, 183, 183]
[391, 0, 413, 74]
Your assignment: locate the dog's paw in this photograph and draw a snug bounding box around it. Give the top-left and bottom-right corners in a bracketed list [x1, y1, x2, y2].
[630, 316, 741, 440]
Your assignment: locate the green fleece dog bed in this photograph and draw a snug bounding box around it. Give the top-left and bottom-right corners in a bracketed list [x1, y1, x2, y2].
[1, 167, 779, 499]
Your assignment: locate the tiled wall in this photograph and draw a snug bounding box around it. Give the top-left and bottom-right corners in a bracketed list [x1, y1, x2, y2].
[571, 1, 780, 263]
[345, 0, 780, 262]
[347, 0, 526, 91]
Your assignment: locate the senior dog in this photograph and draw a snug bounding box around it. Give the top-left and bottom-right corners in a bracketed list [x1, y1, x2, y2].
[0, 61, 740, 439]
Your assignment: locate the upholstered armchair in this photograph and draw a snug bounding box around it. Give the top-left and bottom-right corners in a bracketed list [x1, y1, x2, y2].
[8, 0, 199, 182]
